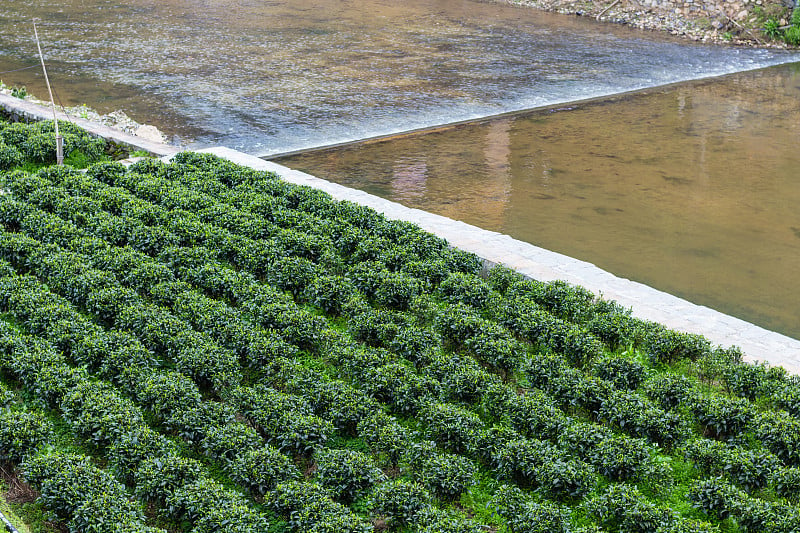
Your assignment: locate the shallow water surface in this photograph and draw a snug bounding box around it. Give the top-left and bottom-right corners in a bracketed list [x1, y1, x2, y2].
[277, 64, 800, 340]
[0, 0, 797, 153]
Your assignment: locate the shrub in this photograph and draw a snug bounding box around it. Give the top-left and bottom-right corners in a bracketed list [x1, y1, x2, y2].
[755, 411, 800, 464]
[486, 265, 525, 294]
[266, 255, 321, 297]
[270, 480, 372, 532]
[314, 448, 386, 503]
[305, 274, 359, 314]
[23, 453, 131, 521]
[0, 409, 53, 462]
[784, 25, 800, 45]
[587, 483, 675, 533]
[134, 455, 205, 503]
[586, 301, 637, 350]
[414, 508, 485, 533]
[230, 445, 300, 495]
[598, 390, 689, 448]
[416, 450, 477, 501]
[107, 426, 177, 480]
[166, 477, 254, 524]
[200, 422, 263, 466]
[645, 373, 695, 411]
[364, 363, 438, 415]
[357, 412, 411, 465]
[689, 395, 753, 440]
[368, 479, 432, 526]
[688, 478, 743, 520]
[0, 141, 23, 170]
[504, 391, 568, 441]
[592, 354, 648, 390]
[67, 491, 154, 533]
[436, 272, 492, 308]
[589, 435, 653, 481]
[374, 271, 425, 310]
[419, 401, 484, 455]
[774, 379, 800, 417]
[643, 327, 710, 365]
[60, 380, 145, 447]
[464, 330, 523, 374]
[493, 485, 569, 533]
[769, 466, 800, 502]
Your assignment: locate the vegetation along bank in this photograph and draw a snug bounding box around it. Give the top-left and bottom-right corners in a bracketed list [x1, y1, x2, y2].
[504, 0, 800, 45]
[1, 117, 800, 532]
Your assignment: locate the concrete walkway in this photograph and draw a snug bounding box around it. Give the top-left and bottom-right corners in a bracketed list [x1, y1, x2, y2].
[2, 92, 797, 373]
[198, 147, 800, 375]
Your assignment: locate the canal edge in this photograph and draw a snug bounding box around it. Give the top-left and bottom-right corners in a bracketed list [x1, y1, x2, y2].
[2, 93, 797, 374]
[198, 146, 800, 376]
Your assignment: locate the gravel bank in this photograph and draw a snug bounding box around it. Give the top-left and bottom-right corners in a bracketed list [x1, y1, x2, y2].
[503, 0, 795, 45]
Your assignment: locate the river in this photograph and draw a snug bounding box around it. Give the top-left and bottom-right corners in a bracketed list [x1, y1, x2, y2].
[2, 0, 799, 339]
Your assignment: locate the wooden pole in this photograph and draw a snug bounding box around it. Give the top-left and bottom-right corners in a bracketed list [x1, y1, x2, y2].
[33, 20, 63, 165]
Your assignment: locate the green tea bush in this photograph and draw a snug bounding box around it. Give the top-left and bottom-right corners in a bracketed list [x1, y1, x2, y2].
[23, 452, 140, 523]
[1, 120, 107, 165]
[229, 446, 300, 495]
[492, 485, 570, 533]
[589, 435, 653, 481]
[0, 140, 23, 169]
[587, 483, 674, 533]
[645, 373, 695, 411]
[271, 480, 372, 532]
[314, 448, 386, 503]
[643, 327, 710, 365]
[0, 409, 53, 462]
[134, 455, 205, 504]
[774, 378, 800, 417]
[368, 479, 432, 526]
[199, 422, 262, 466]
[68, 492, 160, 533]
[167, 477, 267, 529]
[414, 448, 477, 501]
[107, 426, 177, 480]
[592, 354, 648, 390]
[357, 412, 412, 465]
[414, 508, 485, 533]
[60, 380, 145, 447]
[363, 362, 439, 415]
[769, 466, 800, 502]
[754, 411, 800, 464]
[689, 395, 753, 440]
[436, 272, 492, 308]
[419, 401, 484, 455]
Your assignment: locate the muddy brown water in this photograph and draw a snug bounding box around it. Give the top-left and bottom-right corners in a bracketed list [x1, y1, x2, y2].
[276, 64, 800, 340]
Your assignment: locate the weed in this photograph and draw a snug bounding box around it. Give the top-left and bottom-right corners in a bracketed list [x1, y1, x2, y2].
[10, 86, 27, 99]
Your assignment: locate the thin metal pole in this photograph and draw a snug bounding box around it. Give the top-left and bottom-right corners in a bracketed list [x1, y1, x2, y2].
[0, 508, 20, 533]
[33, 20, 63, 165]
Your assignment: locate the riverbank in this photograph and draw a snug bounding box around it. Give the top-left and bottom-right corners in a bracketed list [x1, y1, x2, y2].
[0, 82, 169, 146]
[503, 0, 796, 45]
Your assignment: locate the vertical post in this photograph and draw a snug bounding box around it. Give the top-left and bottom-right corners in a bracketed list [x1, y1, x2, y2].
[33, 20, 63, 165]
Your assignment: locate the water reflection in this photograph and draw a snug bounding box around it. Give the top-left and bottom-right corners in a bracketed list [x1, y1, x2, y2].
[277, 64, 800, 340]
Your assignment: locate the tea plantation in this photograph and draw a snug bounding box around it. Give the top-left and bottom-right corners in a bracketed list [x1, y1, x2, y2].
[1, 119, 800, 533]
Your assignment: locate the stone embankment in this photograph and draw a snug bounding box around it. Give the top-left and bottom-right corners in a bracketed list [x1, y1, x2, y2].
[505, 0, 796, 44]
[0, 83, 168, 145]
